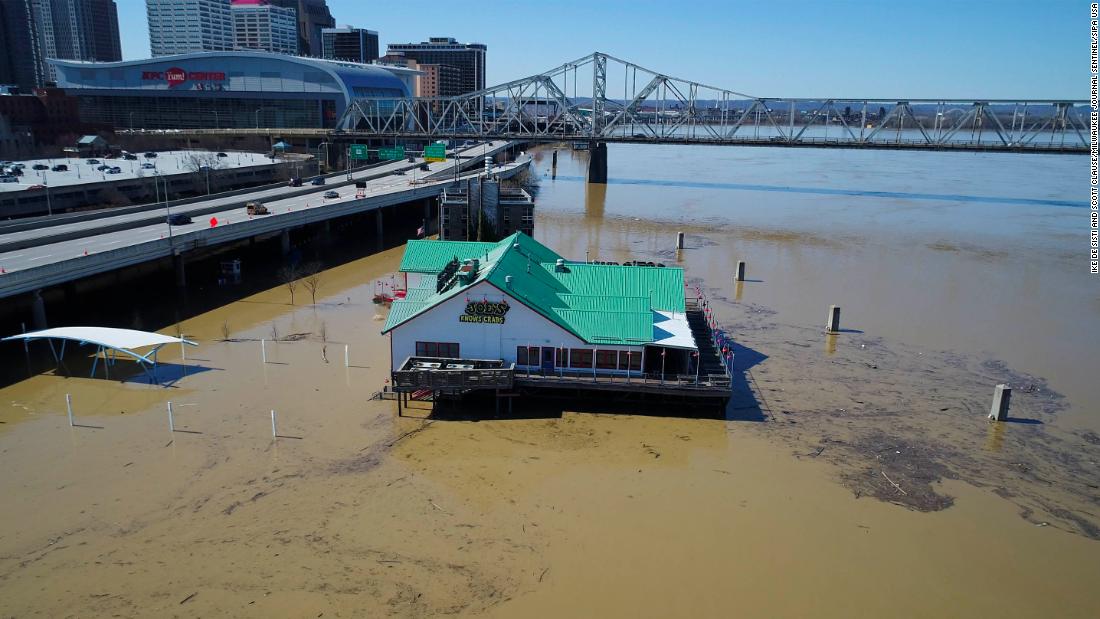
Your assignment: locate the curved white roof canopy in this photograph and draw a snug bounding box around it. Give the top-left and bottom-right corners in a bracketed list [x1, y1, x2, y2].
[3, 327, 196, 350]
[4, 327, 196, 385]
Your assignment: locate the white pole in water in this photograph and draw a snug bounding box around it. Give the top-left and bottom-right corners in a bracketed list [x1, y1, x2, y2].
[65, 393, 73, 427]
[167, 401, 175, 432]
[261, 338, 267, 363]
[344, 344, 349, 367]
[180, 338, 186, 363]
[270, 409, 277, 440]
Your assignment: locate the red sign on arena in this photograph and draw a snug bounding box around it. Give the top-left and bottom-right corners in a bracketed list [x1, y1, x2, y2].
[141, 68, 226, 87]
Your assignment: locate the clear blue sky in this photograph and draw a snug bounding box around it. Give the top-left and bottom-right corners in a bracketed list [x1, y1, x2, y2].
[117, 0, 1087, 99]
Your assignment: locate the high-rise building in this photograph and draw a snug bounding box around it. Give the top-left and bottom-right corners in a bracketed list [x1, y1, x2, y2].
[321, 26, 378, 64]
[231, 0, 297, 55]
[39, 0, 121, 65]
[0, 0, 46, 91]
[147, 0, 234, 56]
[268, 0, 333, 57]
[387, 37, 486, 95]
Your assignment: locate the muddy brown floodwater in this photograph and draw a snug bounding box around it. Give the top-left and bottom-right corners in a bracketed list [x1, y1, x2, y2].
[1, 143, 1099, 617]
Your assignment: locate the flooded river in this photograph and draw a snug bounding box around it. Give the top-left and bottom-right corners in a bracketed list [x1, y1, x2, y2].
[0, 143, 1097, 617]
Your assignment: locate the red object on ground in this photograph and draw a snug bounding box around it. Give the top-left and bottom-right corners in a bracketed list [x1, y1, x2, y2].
[210, 216, 218, 227]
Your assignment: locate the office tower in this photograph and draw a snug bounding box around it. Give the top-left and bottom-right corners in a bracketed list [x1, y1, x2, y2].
[321, 26, 378, 63]
[231, 0, 297, 55]
[387, 37, 486, 95]
[268, 0, 332, 56]
[147, 0, 234, 56]
[0, 0, 46, 90]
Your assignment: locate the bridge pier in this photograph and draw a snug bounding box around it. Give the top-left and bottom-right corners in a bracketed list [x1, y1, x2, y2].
[173, 253, 186, 287]
[280, 229, 291, 255]
[586, 142, 607, 184]
[31, 289, 47, 330]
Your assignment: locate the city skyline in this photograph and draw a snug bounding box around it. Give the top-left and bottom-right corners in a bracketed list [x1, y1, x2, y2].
[113, 0, 1087, 99]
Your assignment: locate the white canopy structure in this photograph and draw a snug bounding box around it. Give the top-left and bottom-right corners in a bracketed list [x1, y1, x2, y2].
[3, 327, 197, 385]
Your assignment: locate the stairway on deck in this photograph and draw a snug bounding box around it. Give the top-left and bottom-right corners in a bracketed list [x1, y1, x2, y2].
[687, 309, 728, 375]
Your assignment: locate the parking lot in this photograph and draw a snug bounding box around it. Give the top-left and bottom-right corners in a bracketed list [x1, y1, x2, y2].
[0, 151, 277, 193]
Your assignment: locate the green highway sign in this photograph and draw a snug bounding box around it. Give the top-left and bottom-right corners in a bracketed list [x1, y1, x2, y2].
[379, 146, 405, 161]
[349, 144, 369, 160]
[424, 143, 447, 162]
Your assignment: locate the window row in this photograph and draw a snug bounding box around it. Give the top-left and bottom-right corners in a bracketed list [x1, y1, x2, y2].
[516, 346, 641, 371]
[415, 341, 460, 358]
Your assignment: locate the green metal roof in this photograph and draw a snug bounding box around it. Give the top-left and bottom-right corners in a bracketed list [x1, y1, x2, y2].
[383, 232, 687, 345]
[398, 239, 498, 273]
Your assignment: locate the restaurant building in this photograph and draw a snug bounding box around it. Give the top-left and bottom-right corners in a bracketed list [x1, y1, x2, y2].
[383, 233, 733, 410]
[48, 51, 415, 130]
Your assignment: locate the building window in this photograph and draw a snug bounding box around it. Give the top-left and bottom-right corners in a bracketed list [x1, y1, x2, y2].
[416, 341, 459, 358]
[619, 350, 642, 371]
[517, 345, 536, 366]
[569, 348, 593, 368]
[595, 350, 618, 370]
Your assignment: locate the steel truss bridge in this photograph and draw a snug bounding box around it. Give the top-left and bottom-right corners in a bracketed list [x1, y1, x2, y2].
[333, 52, 1088, 154]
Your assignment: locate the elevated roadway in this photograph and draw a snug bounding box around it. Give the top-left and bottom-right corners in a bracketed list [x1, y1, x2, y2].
[0, 141, 530, 301]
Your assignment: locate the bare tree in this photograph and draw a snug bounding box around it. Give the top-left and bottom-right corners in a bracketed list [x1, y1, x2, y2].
[278, 264, 299, 305]
[301, 261, 323, 305]
[220, 320, 230, 341]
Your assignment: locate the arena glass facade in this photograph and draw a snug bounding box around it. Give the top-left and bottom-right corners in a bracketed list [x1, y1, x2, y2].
[49, 51, 411, 130]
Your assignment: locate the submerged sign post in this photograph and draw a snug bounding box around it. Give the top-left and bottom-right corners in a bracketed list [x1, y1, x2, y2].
[424, 143, 447, 162]
[348, 144, 369, 160]
[379, 146, 405, 161]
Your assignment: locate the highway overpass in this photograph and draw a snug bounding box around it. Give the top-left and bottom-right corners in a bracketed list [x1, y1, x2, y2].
[0, 141, 530, 317]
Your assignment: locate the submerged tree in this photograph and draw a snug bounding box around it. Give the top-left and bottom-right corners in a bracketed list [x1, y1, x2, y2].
[278, 264, 300, 305]
[301, 262, 323, 305]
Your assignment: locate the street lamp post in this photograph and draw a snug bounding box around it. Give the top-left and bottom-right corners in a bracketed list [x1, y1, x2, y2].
[158, 173, 174, 246]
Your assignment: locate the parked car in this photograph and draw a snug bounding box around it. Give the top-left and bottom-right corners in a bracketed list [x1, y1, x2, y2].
[323, 190, 339, 199]
[51, 164, 67, 171]
[419, 163, 430, 171]
[288, 177, 302, 187]
[10, 163, 24, 169]
[86, 159, 100, 164]
[123, 153, 138, 160]
[0, 175, 17, 183]
[143, 152, 157, 158]
[166, 213, 192, 225]
[246, 201, 269, 215]
[32, 164, 48, 170]
[141, 163, 155, 169]
[97, 164, 111, 171]
[26, 184, 45, 190]
[407, 156, 415, 163]
[310, 176, 325, 186]
[106, 167, 121, 174]
[7, 167, 23, 176]
[216, 152, 228, 158]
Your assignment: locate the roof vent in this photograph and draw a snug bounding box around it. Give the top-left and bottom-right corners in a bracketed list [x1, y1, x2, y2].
[554, 258, 567, 273]
[505, 275, 513, 288]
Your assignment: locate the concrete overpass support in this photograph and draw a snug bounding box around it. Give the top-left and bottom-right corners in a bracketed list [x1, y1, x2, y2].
[280, 229, 291, 255]
[587, 142, 608, 184]
[31, 289, 47, 330]
[173, 253, 186, 287]
[375, 208, 384, 240]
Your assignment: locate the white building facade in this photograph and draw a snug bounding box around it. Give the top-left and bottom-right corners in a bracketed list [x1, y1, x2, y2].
[147, 0, 235, 56]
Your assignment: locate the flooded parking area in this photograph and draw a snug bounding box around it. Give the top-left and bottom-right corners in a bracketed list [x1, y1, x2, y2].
[0, 143, 1098, 617]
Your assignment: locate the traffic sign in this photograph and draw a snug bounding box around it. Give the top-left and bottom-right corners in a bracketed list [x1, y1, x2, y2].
[349, 144, 369, 160]
[424, 143, 447, 162]
[379, 146, 405, 161]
